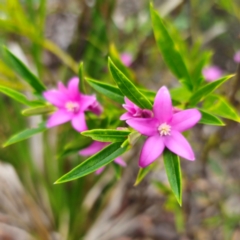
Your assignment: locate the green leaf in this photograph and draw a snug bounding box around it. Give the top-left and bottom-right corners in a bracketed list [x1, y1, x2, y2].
[152, 181, 172, 195]
[191, 51, 212, 89]
[134, 163, 155, 186]
[3, 122, 47, 147]
[150, 4, 191, 90]
[86, 76, 156, 105]
[128, 131, 141, 146]
[140, 88, 181, 106]
[3, 47, 46, 93]
[108, 57, 152, 109]
[55, 142, 129, 183]
[113, 163, 122, 180]
[58, 136, 91, 159]
[163, 149, 182, 206]
[109, 43, 133, 80]
[21, 105, 56, 116]
[198, 109, 225, 126]
[170, 86, 191, 103]
[203, 95, 240, 122]
[78, 62, 85, 93]
[0, 85, 44, 106]
[139, 89, 156, 102]
[189, 75, 233, 106]
[81, 129, 131, 142]
[86, 77, 124, 104]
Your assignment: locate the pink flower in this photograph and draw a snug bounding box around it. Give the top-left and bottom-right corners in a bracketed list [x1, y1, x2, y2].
[120, 97, 153, 120]
[79, 141, 126, 174]
[202, 66, 223, 82]
[86, 99, 103, 116]
[233, 51, 240, 63]
[120, 53, 133, 67]
[126, 86, 201, 168]
[43, 77, 102, 132]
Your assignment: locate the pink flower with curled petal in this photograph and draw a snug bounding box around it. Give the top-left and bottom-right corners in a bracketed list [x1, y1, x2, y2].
[43, 77, 102, 132]
[120, 97, 153, 120]
[202, 66, 223, 82]
[126, 86, 201, 168]
[79, 141, 126, 174]
[234, 50, 240, 63]
[86, 99, 103, 116]
[120, 53, 133, 67]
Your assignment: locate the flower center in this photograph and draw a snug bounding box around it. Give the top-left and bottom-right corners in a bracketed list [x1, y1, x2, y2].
[65, 101, 80, 113]
[158, 123, 171, 136]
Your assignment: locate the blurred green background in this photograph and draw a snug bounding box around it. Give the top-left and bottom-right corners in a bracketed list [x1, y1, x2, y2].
[0, 0, 240, 239]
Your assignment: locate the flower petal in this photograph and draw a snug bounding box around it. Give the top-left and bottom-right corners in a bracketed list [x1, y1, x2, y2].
[120, 112, 133, 120]
[122, 104, 135, 113]
[79, 141, 106, 156]
[142, 109, 154, 118]
[153, 86, 173, 123]
[95, 167, 105, 175]
[164, 130, 195, 161]
[57, 82, 68, 93]
[121, 53, 133, 67]
[46, 109, 72, 128]
[171, 109, 201, 132]
[114, 157, 126, 167]
[43, 90, 67, 107]
[139, 135, 165, 167]
[126, 118, 159, 136]
[87, 100, 103, 116]
[124, 97, 134, 107]
[80, 95, 96, 111]
[67, 77, 80, 99]
[71, 112, 88, 132]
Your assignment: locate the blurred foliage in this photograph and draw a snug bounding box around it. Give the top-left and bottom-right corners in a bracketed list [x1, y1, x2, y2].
[0, 0, 239, 239]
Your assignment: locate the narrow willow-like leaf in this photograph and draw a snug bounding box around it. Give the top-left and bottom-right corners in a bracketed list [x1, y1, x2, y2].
[128, 131, 141, 146]
[108, 58, 152, 109]
[163, 149, 182, 206]
[78, 62, 85, 93]
[134, 164, 155, 186]
[170, 86, 191, 103]
[189, 75, 234, 106]
[113, 163, 122, 180]
[191, 51, 212, 88]
[0, 85, 44, 106]
[3, 122, 47, 147]
[150, 4, 192, 90]
[86, 77, 124, 104]
[55, 142, 129, 183]
[4, 48, 46, 93]
[87, 77, 155, 105]
[81, 129, 130, 142]
[21, 105, 56, 116]
[152, 181, 172, 195]
[204, 94, 240, 122]
[121, 138, 131, 148]
[198, 109, 225, 126]
[57, 136, 91, 159]
[139, 89, 156, 102]
[109, 43, 133, 80]
[140, 88, 181, 106]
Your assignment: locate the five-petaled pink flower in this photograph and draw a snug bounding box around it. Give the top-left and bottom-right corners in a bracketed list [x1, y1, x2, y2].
[120, 53, 133, 67]
[126, 86, 201, 168]
[202, 66, 223, 82]
[43, 77, 102, 132]
[120, 97, 153, 120]
[234, 50, 240, 63]
[79, 141, 126, 174]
